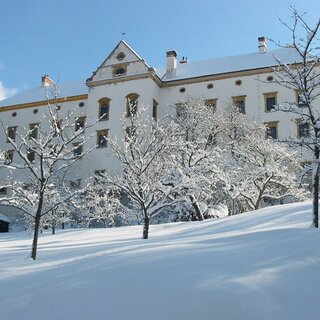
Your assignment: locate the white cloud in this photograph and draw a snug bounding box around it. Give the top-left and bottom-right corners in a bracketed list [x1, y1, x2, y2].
[0, 81, 17, 101]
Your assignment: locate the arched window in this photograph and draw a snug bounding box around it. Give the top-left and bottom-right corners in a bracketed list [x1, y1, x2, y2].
[98, 98, 111, 121]
[126, 93, 139, 117]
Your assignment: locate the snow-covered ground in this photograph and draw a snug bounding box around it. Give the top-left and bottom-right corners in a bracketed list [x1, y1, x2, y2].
[1, 201, 320, 320]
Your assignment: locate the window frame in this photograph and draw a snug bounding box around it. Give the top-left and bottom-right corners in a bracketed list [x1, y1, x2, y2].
[152, 99, 158, 121]
[4, 150, 14, 164]
[29, 123, 39, 140]
[27, 148, 36, 163]
[126, 93, 139, 117]
[73, 142, 83, 157]
[297, 120, 310, 138]
[98, 98, 111, 121]
[0, 187, 7, 195]
[205, 99, 218, 112]
[266, 121, 279, 139]
[7, 126, 17, 142]
[296, 90, 308, 108]
[263, 92, 278, 112]
[75, 116, 86, 132]
[96, 129, 109, 148]
[232, 95, 246, 114]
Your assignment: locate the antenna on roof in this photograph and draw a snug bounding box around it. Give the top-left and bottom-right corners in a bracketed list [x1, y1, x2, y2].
[121, 32, 126, 40]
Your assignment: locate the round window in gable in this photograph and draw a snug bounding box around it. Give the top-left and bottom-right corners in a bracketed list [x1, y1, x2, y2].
[207, 83, 214, 89]
[79, 102, 85, 107]
[12, 112, 17, 117]
[116, 52, 126, 61]
[179, 87, 186, 93]
[33, 109, 38, 114]
[56, 105, 61, 111]
[235, 80, 242, 86]
[267, 76, 274, 82]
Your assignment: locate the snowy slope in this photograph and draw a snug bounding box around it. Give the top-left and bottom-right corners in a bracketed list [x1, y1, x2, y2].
[0, 201, 319, 320]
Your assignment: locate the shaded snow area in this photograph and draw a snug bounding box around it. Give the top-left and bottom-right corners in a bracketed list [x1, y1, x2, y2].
[1, 202, 320, 320]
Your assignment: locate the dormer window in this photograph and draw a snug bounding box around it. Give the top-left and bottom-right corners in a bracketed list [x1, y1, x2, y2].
[113, 65, 127, 77]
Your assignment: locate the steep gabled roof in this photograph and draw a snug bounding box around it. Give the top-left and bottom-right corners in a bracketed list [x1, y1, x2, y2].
[87, 40, 151, 82]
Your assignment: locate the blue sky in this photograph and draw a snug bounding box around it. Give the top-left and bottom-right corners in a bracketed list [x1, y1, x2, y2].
[0, 0, 319, 99]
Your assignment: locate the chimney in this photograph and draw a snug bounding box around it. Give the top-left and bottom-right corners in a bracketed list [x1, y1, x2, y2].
[166, 50, 177, 78]
[258, 37, 267, 53]
[41, 75, 54, 87]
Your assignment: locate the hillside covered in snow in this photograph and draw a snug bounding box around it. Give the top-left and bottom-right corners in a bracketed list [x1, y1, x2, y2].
[0, 201, 320, 320]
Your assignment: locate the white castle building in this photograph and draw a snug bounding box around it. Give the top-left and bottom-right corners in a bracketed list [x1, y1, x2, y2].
[0, 38, 311, 199]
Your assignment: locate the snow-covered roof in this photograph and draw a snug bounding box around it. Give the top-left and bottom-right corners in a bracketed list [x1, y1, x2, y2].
[0, 47, 303, 108]
[156, 47, 302, 81]
[0, 213, 11, 223]
[0, 80, 87, 108]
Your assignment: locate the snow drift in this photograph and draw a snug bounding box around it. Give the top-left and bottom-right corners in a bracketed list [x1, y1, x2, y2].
[0, 201, 319, 320]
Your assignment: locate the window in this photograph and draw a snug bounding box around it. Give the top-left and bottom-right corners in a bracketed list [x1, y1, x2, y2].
[0, 187, 7, 195]
[175, 103, 186, 117]
[266, 121, 278, 139]
[94, 169, 106, 182]
[116, 52, 126, 61]
[235, 80, 242, 86]
[126, 93, 139, 117]
[98, 98, 110, 121]
[264, 92, 277, 112]
[73, 143, 83, 157]
[113, 65, 127, 77]
[298, 122, 310, 138]
[232, 96, 246, 114]
[75, 116, 86, 132]
[205, 99, 217, 113]
[152, 99, 158, 121]
[296, 91, 308, 108]
[7, 126, 17, 142]
[4, 150, 14, 164]
[29, 123, 39, 139]
[207, 83, 214, 89]
[97, 129, 109, 148]
[27, 148, 36, 162]
[267, 76, 274, 82]
[70, 179, 81, 189]
[125, 126, 136, 140]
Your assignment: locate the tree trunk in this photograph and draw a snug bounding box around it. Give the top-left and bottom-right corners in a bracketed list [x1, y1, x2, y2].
[189, 195, 204, 220]
[52, 225, 56, 235]
[143, 210, 150, 239]
[31, 193, 44, 260]
[61, 222, 65, 229]
[312, 147, 319, 228]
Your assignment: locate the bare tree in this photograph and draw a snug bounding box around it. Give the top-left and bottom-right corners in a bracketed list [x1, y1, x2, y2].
[103, 106, 185, 239]
[271, 6, 320, 227]
[169, 100, 224, 220]
[217, 105, 306, 214]
[0, 87, 94, 259]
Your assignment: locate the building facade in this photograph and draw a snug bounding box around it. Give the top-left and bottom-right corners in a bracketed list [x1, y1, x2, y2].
[0, 38, 315, 199]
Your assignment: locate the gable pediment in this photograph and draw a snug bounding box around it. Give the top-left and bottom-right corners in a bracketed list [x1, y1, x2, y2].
[88, 41, 152, 83]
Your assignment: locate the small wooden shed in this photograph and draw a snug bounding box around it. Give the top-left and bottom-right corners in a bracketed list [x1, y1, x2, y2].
[0, 214, 11, 232]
